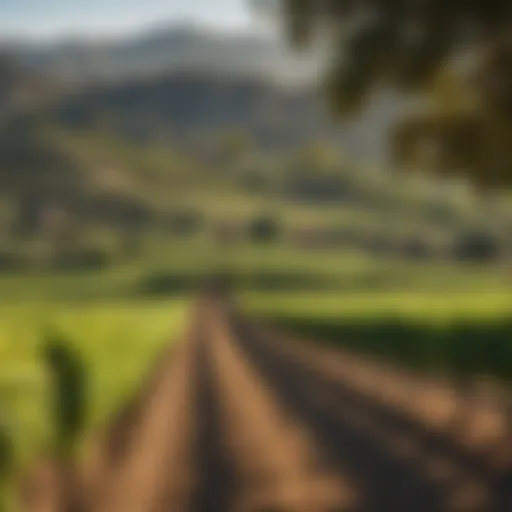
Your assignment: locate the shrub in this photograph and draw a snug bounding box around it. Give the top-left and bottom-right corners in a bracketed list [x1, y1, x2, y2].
[161, 209, 203, 237]
[88, 194, 154, 231]
[51, 246, 111, 272]
[453, 229, 503, 263]
[362, 234, 394, 256]
[247, 215, 280, 244]
[400, 237, 432, 260]
[0, 250, 24, 272]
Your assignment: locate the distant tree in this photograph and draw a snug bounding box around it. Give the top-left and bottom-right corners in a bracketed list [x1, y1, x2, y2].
[248, 215, 280, 243]
[88, 193, 154, 232]
[52, 245, 111, 272]
[453, 229, 503, 263]
[400, 236, 431, 261]
[0, 250, 24, 272]
[15, 193, 46, 237]
[161, 209, 203, 237]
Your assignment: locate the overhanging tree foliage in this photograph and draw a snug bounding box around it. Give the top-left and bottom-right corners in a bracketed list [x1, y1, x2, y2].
[254, 0, 512, 185]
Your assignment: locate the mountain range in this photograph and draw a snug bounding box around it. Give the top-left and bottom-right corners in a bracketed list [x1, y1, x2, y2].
[5, 23, 321, 86]
[2, 23, 403, 162]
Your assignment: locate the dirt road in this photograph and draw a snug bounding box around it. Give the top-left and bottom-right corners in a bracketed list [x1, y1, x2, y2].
[22, 294, 512, 512]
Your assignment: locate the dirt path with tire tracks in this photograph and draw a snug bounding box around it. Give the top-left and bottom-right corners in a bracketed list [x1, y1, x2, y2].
[21, 294, 512, 512]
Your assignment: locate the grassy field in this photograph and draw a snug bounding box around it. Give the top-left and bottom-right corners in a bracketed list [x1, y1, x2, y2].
[231, 242, 512, 379]
[241, 281, 512, 379]
[1, 239, 511, 509]
[242, 289, 512, 322]
[0, 266, 190, 509]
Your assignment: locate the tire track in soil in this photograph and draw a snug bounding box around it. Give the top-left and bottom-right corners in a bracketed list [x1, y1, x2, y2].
[81, 344, 178, 509]
[248, 320, 512, 512]
[190, 301, 237, 512]
[206, 297, 356, 512]
[91, 321, 199, 512]
[230, 313, 501, 512]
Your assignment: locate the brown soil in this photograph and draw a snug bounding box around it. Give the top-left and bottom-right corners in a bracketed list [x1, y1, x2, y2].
[20, 294, 512, 512]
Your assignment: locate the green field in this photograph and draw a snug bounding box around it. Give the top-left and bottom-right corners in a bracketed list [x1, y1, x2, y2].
[238, 248, 512, 380]
[0, 267, 190, 509]
[1, 240, 512, 509]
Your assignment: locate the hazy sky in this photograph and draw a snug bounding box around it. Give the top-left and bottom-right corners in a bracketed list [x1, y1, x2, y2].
[0, 0, 255, 40]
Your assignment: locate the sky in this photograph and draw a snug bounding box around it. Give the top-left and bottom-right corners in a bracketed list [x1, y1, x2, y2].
[0, 0, 255, 41]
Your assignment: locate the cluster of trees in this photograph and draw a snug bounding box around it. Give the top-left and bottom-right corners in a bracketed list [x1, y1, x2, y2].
[233, 139, 512, 262]
[0, 206, 206, 273]
[291, 224, 509, 264]
[0, 115, 509, 272]
[0, 118, 213, 271]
